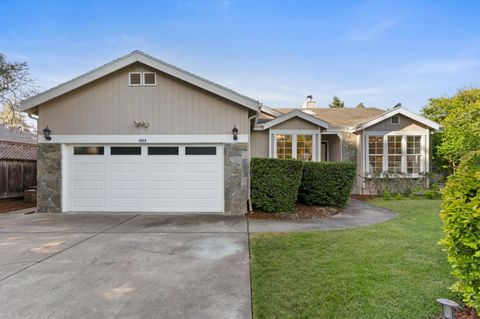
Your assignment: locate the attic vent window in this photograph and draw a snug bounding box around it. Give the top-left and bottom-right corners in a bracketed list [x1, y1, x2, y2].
[129, 72, 142, 86]
[391, 115, 400, 124]
[143, 72, 156, 85]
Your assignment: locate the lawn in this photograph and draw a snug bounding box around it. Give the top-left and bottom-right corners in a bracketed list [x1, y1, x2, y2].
[250, 199, 457, 319]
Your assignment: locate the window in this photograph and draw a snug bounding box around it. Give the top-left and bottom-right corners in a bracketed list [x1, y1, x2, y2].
[275, 134, 293, 159]
[391, 116, 400, 124]
[148, 147, 178, 155]
[143, 72, 156, 85]
[74, 146, 104, 155]
[185, 147, 216, 155]
[129, 72, 142, 86]
[368, 136, 383, 173]
[387, 136, 402, 173]
[111, 147, 141, 155]
[296, 135, 313, 161]
[407, 136, 422, 173]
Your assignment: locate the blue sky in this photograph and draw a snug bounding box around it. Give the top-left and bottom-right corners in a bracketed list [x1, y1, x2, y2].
[2, 0, 480, 112]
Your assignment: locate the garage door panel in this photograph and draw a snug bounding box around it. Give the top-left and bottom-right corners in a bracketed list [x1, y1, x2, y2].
[68, 145, 223, 213]
[109, 180, 143, 190]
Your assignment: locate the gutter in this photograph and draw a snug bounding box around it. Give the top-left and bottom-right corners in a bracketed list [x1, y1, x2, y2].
[247, 107, 260, 212]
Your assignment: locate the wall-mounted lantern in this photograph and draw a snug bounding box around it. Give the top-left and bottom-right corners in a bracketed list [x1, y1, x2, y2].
[43, 126, 52, 141]
[232, 126, 239, 141]
[436, 298, 459, 319]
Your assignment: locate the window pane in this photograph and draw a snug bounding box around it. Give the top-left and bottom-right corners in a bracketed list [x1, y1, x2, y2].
[185, 147, 216, 155]
[407, 136, 421, 155]
[297, 134, 313, 161]
[74, 146, 104, 155]
[368, 136, 383, 173]
[148, 147, 179, 155]
[388, 155, 402, 173]
[407, 155, 421, 174]
[276, 134, 293, 159]
[111, 147, 141, 155]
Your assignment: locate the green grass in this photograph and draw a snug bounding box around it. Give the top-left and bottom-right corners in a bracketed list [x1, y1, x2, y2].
[250, 199, 457, 319]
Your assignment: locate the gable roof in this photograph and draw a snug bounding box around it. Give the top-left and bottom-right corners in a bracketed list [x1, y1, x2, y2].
[20, 51, 261, 112]
[0, 143, 37, 161]
[0, 125, 37, 144]
[261, 109, 329, 129]
[275, 107, 385, 127]
[354, 107, 442, 131]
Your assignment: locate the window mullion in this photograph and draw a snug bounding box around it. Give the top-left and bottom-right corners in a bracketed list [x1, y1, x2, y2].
[292, 134, 297, 159]
[383, 136, 388, 174]
[401, 135, 407, 173]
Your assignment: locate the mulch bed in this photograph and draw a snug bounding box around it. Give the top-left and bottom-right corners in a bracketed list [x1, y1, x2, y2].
[246, 203, 342, 220]
[0, 199, 36, 214]
[433, 307, 478, 319]
[350, 194, 377, 201]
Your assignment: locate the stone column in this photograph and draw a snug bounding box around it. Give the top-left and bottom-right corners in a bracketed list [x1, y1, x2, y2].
[37, 143, 62, 213]
[224, 143, 249, 215]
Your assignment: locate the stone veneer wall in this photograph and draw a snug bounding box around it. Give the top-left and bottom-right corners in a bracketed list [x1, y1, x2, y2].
[37, 143, 62, 213]
[224, 143, 249, 215]
[341, 133, 357, 162]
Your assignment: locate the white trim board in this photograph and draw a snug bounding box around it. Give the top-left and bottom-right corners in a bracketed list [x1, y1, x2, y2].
[38, 134, 248, 144]
[261, 109, 329, 130]
[20, 51, 260, 112]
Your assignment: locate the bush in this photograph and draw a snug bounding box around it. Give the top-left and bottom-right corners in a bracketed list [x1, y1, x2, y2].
[250, 158, 304, 212]
[441, 150, 480, 311]
[299, 162, 356, 207]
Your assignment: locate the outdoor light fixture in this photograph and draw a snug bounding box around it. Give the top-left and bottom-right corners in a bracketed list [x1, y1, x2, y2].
[437, 298, 459, 319]
[43, 126, 52, 141]
[232, 126, 239, 141]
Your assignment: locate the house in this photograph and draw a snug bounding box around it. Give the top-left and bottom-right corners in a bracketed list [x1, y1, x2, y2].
[0, 124, 37, 199]
[19, 51, 440, 214]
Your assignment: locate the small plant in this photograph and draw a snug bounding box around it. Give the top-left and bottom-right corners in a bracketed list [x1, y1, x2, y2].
[395, 193, 402, 200]
[383, 191, 392, 200]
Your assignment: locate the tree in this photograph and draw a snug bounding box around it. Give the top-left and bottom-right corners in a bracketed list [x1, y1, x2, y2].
[0, 53, 36, 130]
[329, 96, 344, 108]
[356, 102, 365, 108]
[421, 88, 480, 172]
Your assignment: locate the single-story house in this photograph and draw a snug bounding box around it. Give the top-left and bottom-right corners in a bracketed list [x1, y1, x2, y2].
[0, 125, 37, 199]
[19, 51, 441, 214]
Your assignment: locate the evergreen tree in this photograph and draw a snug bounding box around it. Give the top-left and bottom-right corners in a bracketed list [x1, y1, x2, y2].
[329, 96, 344, 108]
[356, 102, 365, 108]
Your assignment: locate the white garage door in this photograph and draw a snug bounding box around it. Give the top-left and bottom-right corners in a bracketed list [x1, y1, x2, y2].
[66, 145, 223, 213]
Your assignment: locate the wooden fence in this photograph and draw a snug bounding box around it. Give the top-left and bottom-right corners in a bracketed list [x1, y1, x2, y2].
[0, 160, 37, 199]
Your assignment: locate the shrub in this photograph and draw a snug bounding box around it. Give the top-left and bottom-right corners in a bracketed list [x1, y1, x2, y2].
[299, 162, 356, 207]
[250, 158, 304, 212]
[440, 150, 480, 311]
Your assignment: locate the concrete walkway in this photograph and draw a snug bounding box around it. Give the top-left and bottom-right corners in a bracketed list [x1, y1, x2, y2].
[248, 199, 397, 233]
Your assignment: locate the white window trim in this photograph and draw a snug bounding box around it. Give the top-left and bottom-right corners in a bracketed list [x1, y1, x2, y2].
[364, 131, 428, 177]
[128, 72, 143, 86]
[143, 72, 157, 86]
[269, 129, 320, 161]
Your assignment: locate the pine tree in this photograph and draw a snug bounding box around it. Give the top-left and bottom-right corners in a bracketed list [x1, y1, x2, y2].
[356, 102, 365, 108]
[329, 96, 344, 108]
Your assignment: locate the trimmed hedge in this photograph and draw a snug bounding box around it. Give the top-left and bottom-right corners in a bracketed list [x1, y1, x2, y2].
[250, 158, 304, 212]
[299, 162, 356, 207]
[441, 150, 480, 311]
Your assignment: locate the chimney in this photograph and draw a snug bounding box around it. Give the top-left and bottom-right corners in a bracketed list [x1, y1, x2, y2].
[302, 95, 317, 109]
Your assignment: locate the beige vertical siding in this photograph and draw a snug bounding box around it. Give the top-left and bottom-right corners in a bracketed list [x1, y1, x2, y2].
[38, 63, 250, 135]
[321, 134, 341, 161]
[366, 114, 427, 132]
[251, 130, 269, 158]
[271, 117, 319, 130]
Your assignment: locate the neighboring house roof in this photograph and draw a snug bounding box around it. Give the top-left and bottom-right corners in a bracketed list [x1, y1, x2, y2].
[261, 109, 330, 130]
[0, 125, 37, 144]
[354, 107, 442, 131]
[275, 107, 385, 127]
[20, 50, 261, 112]
[0, 143, 37, 161]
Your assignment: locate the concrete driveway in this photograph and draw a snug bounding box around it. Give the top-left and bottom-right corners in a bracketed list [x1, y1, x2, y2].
[0, 212, 251, 319]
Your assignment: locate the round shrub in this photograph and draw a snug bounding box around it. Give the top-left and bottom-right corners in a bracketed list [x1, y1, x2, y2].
[441, 150, 480, 311]
[299, 162, 356, 207]
[250, 158, 304, 212]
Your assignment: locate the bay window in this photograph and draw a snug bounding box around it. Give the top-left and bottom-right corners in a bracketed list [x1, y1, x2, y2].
[366, 133, 426, 175]
[272, 131, 319, 161]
